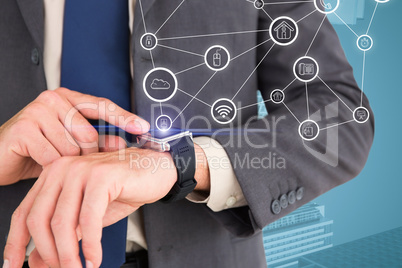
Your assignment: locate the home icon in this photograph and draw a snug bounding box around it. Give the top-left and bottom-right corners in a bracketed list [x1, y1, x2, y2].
[273, 21, 295, 40]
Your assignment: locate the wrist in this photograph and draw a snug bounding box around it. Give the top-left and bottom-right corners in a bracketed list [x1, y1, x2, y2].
[194, 143, 210, 192]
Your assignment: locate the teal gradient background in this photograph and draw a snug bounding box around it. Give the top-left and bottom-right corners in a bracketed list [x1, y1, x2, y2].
[315, 0, 402, 246]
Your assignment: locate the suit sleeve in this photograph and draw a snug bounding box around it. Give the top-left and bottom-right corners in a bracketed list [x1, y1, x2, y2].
[210, 2, 374, 235]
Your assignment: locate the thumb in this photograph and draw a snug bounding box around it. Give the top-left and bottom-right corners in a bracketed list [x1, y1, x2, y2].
[99, 135, 127, 152]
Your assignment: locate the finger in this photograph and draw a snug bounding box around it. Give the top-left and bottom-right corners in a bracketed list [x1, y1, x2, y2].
[56, 88, 150, 134]
[27, 167, 64, 268]
[28, 249, 49, 268]
[17, 124, 61, 167]
[37, 115, 81, 157]
[59, 106, 99, 155]
[79, 182, 111, 268]
[99, 135, 127, 152]
[3, 175, 47, 268]
[51, 172, 85, 268]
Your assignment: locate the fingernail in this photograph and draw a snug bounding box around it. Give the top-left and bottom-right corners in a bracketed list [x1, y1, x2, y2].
[86, 260, 93, 268]
[3, 259, 10, 268]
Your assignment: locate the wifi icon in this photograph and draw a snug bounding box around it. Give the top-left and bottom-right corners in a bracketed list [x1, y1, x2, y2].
[215, 105, 233, 118]
[211, 98, 237, 124]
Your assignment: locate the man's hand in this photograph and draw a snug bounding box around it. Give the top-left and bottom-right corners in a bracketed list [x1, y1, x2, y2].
[3, 143, 210, 268]
[3, 148, 178, 268]
[0, 88, 150, 185]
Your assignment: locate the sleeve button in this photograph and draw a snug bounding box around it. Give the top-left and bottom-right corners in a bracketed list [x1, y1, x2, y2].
[271, 200, 281, 215]
[280, 194, 289, 209]
[288, 191, 296, 204]
[296, 187, 305, 201]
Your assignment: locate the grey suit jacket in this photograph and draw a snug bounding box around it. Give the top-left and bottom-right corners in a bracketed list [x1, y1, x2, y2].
[0, 0, 374, 267]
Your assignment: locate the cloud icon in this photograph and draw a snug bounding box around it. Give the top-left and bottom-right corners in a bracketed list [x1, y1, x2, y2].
[150, 79, 171, 90]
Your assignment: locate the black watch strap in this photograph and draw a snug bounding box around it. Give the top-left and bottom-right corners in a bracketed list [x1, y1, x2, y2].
[161, 135, 197, 203]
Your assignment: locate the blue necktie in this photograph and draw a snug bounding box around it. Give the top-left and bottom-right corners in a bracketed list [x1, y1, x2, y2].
[61, 0, 131, 267]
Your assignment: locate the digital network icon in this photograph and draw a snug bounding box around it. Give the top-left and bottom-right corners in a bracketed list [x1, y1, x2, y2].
[205, 45, 230, 71]
[143, 68, 177, 102]
[353, 107, 370, 124]
[299, 120, 320, 141]
[270, 89, 285, 104]
[156, 115, 173, 131]
[254, 0, 264, 9]
[140, 33, 158, 51]
[294, 56, 319, 82]
[211, 98, 237, 124]
[314, 0, 340, 14]
[269, 16, 299, 46]
[357, 35, 373, 51]
[137, 0, 384, 139]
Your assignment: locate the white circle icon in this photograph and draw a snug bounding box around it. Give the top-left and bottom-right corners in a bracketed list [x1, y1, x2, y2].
[293, 56, 319, 82]
[270, 89, 285, 104]
[254, 0, 264, 9]
[205, 45, 231, 72]
[156, 115, 173, 131]
[140, 33, 158, 51]
[211, 98, 237, 124]
[143, 68, 178, 103]
[269, 16, 299, 46]
[375, 0, 390, 3]
[353, 107, 370, 124]
[314, 0, 340, 14]
[299, 120, 320, 141]
[357, 35, 373, 51]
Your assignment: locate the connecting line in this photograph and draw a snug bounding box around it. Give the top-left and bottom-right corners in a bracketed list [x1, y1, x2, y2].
[138, 0, 147, 33]
[321, 119, 355, 131]
[366, 2, 379, 35]
[297, 9, 317, 23]
[264, 0, 314, 5]
[172, 72, 217, 123]
[282, 102, 301, 124]
[231, 42, 276, 101]
[231, 38, 272, 62]
[149, 50, 155, 69]
[237, 98, 272, 111]
[177, 88, 212, 107]
[261, 8, 273, 21]
[305, 14, 327, 56]
[159, 102, 163, 114]
[175, 63, 206, 76]
[361, 51, 366, 107]
[333, 12, 359, 38]
[318, 76, 354, 113]
[158, 29, 270, 41]
[305, 82, 310, 119]
[157, 44, 204, 57]
[155, 0, 186, 35]
[282, 78, 297, 92]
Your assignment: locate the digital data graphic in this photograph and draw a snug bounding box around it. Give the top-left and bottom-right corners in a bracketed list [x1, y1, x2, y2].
[137, 0, 388, 137]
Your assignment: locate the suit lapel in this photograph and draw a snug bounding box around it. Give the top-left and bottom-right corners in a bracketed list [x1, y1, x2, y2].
[16, 0, 44, 50]
[134, 0, 157, 33]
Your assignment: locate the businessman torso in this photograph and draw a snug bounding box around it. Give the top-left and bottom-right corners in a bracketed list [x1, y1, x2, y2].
[0, 0, 266, 267]
[0, 0, 374, 267]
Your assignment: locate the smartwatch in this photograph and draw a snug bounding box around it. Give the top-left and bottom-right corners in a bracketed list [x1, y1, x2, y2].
[137, 131, 197, 203]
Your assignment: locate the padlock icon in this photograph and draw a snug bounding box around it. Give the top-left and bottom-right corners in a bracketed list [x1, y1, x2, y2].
[213, 49, 222, 67]
[146, 36, 153, 47]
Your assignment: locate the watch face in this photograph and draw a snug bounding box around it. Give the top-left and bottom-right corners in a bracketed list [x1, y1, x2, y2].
[137, 131, 193, 152]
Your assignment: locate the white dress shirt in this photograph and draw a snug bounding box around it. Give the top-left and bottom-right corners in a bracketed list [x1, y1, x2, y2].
[31, 0, 247, 254]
